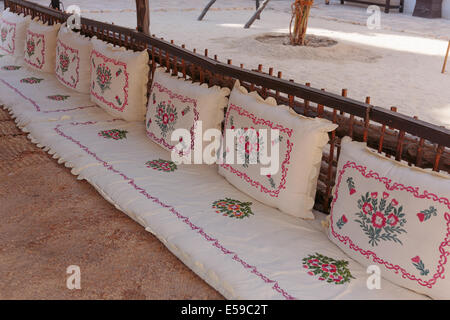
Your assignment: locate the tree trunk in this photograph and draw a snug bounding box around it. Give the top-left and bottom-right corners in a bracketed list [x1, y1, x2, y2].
[135, 0, 150, 35]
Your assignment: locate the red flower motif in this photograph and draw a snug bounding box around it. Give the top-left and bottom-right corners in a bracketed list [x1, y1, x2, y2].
[372, 212, 386, 229]
[411, 256, 421, 264]
[391, 199, 398, 206]
[303, 265, 308, 269]
[169, 113, 175, 122]
[162, 113, 169, 124]
[383, 192, 389, 199]
[308, 259, 319, 267]
[349, 188, 356, 195]
[387, 213, 398, 226]
[321, 264, 337, 273]
[342, 215, 348, 223]
[362, 202, 373, 215]
[417, 213, 425, 222]
[371, 192, 378, 198]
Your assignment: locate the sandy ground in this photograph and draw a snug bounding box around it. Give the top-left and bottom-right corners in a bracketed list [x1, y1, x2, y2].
[0, 107, 223, 299]
[23, 0, 449, 127]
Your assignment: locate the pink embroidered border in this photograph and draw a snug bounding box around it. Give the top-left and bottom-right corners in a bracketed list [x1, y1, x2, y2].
[146, 81, 199, 154]
[53, 120, 294, 300]
[220, 103, 294, 198]
[24, 30, 46, 70]
[90, 49, 129, 112]
[330, 160, 450, 288]
[0, 78, 95, 113]
[55, 39, 80, 89]
[0, 19, 16, 55]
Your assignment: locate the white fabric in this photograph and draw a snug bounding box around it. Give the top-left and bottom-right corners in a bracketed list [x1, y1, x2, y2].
[24, 19, 60, 73]
[0, 9, 31, 57]
[0, 54, 115, 127]
[146, 67, 230, 154]
[218, 82, 337, 220]
[328, 137, 450, 299]
[90, 38, 149, 121]
[0, 52, 429, 300]
[55, 25, 92, 93]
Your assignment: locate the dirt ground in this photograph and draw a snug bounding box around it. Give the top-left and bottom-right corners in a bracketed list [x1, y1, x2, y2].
[0, 107, 223, 299]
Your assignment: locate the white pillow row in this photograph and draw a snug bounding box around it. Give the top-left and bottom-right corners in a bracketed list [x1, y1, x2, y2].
[0, 9, 149, 121]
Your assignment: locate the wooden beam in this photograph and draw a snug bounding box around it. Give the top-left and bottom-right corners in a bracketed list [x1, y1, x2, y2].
[442, 40, 450, 74]
[244, 0, 270, 29]
[135, 0, 150, 35]
[198, 0, 217, 21]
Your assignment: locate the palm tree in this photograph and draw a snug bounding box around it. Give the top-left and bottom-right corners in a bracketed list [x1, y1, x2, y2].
[289, 0, 314, 45]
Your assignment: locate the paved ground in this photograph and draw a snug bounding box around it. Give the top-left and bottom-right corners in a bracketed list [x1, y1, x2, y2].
[0, 107, 223, 299]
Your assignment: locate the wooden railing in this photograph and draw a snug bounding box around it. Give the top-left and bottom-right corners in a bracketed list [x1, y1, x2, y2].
[4, 0, 449, 213]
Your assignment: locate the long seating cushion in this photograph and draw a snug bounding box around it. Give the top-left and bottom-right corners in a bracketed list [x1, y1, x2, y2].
[0, 51, 429, 300]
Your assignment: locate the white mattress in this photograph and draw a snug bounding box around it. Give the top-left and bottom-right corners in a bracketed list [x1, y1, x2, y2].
[0, 54, 428, 300]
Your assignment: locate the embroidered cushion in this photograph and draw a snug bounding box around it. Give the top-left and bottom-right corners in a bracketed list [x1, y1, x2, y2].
[55, 25, 92, 93]
[0, 9, 31, 56]
[328, 137, 450, 299]
[218, 82, 338, 220]
[24, 19, 60, 73]
[90, 38, 149, 121]
[145, 67, 230, 153]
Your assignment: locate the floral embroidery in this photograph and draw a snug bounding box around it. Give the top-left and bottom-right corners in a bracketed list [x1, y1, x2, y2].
[47, 95, 70, 101]
[145, 159, 177, 172]
[411, 256, 429, 276]
[20, 77, 44, 84]
[212, 198, 253, 219]
[336, 214, 348, 229]
[155, 100, 178, 138]
[55, 40, 80, 89]
[59, 52, 70, 73]
[0, 27, 7, 42]
[26, 38, 36, 57]
[302, 253, 354, 285]
[1, 65, 21, 71]
[346, 177, 356, 195]
[0, 20, 16, 54]
[98, 129, 128, 140]
[235, 127, 264, 167]
[96, 63, 112, 93]
[146, 85, 198, 154]
[24, 31, 45, 69]
[220, 103, 294, 198]
[355, 191, 407, 246]
[91, 50, 129, 112]
[417, 206, 437, 222]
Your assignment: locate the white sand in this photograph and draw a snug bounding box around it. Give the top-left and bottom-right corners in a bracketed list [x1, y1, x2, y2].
[9, 0, 450, 127]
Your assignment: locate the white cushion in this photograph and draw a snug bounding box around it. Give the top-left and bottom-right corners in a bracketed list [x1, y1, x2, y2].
[0, 9, 31, 56]
[24, 19, 60, 73]
[145, 67, 230, 153]
[89, 38, 149, 121]
[218, 82, 337, 219]
[55, 25, 92, 93]
[328, 137, 450, 299]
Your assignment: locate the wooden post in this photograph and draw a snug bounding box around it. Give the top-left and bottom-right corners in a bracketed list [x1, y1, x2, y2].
[135, 0, 150, 35]
[198, 0, 217, 21]
[244, 0, 270, 29]
[442, 40, 450, 74]
[50, 0, 60, 10]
